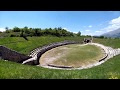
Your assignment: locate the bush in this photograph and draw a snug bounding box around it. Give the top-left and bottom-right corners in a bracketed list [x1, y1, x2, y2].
[10, 34, 16, 37]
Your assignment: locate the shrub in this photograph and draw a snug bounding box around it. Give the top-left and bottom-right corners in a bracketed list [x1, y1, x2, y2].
[10, 34, 16, 37]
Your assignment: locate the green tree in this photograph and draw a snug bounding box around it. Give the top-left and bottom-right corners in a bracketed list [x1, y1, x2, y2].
[99, 36, 104, 39]
[77, 31, 81, 36]
[20, 29, 24, 37]
[13, 27, 20, 32]
[23, 26, 30, 34]
[5, 27, 10, 33]
[5, 27, 9, 31]
[34, 28, 40, 36]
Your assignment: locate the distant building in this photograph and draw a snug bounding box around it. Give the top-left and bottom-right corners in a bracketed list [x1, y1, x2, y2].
[83, 36, 93, 44]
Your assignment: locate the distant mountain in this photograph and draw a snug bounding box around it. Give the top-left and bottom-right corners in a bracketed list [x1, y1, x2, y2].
[101, 28, 120, 38]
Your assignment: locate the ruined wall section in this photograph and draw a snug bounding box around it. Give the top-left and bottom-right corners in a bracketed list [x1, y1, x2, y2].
[0, 46, 31, 63]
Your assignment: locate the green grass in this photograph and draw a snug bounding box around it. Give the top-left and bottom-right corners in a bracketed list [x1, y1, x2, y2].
[0, 54, 120, 79]
[0, 37, 120, 79]
[0, 36, 84, 55]
[40, 44, 104, 67]
[93, 38, 120, 49]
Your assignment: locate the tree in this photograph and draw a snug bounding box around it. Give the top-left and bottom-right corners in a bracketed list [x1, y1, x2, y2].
[77, 31, 81, 36]
[20, 29, 24, 37]
[20, 29, 28, 41]
[58, 27, 62, 30]
[99, 36, 104, 39]
[13, 27, 20, 32]
[34, 28, 40, 36]
[10, 34, 16, 37]
[5, 27, 9, 31]
[23, 26, 30, 34]
[5, 27, 10, 33]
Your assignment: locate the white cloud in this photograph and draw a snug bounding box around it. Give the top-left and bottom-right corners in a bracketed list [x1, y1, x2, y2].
[82, 30, 104, 36]
[73, 32, 78, 34]
[81, 16, 120, 36]
[0, 28, 5, 32]
[109, 16, 120, 24]
[88, 25, 92, 28]
[81, 30, 93, 36]
[99, 23, 102, 26]
[82, 32, 93, 36]
[63, 28, 67, 30]
[63, 28, 70, 31]
[85, 30, 90, 32]
[102, 16, 120, 32]
[95, 30, 103, 33]
[88, 33, 93, 35]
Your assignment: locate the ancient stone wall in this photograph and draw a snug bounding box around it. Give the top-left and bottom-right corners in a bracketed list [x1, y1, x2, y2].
[0, 46, 31, 63]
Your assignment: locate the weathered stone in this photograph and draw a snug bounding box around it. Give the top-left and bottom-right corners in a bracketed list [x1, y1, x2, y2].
[0, 46, 31, 63]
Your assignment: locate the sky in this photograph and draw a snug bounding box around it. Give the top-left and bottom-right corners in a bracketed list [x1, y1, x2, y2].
[1, 11, 120, 36]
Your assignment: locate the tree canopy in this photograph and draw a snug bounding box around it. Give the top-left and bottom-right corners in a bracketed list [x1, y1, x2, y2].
[2, 26, 82, 37]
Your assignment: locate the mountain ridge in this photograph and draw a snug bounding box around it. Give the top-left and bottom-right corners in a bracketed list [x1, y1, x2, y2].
[101, 28, 120, 38]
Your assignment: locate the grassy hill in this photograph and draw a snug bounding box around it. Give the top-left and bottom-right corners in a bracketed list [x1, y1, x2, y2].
[0, 36, 120, 79]
[0, 36, 85, 55]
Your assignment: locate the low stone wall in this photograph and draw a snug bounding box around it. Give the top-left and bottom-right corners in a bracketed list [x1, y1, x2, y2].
[99, 53, 108, 62]
[0, 45, 31, 63]
[48, 64, 73, 68]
